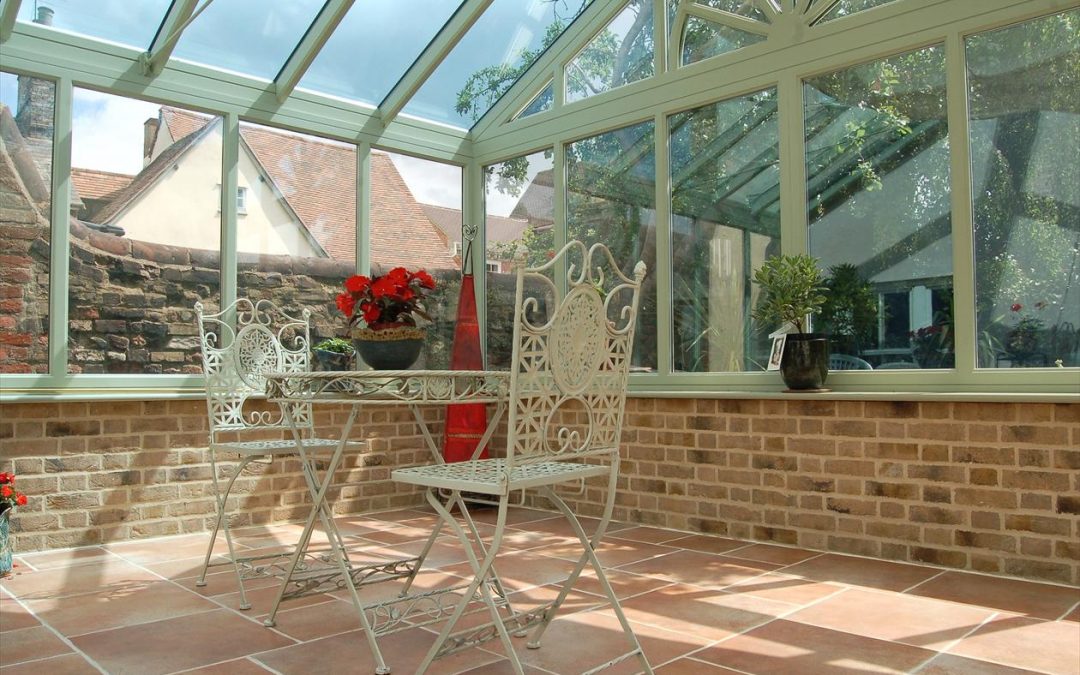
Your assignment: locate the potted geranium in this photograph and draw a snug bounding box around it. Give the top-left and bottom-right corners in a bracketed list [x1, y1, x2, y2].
[336, 267, 436, 370]
[752, 254, 829, 390]
[1, 471, 28, 576]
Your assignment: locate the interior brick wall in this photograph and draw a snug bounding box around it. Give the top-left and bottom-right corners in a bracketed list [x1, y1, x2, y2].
[1, 397, 1077, 587]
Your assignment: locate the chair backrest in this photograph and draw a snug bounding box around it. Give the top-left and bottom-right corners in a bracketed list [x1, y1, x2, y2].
[195, 298, 315, 439]
[829, 353, 873, 370]
[505, 241, 646, 469]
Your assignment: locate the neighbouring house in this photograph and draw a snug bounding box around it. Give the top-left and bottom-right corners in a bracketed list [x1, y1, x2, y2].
[71, 168, 135, 221]
[420, 202, 530, 273]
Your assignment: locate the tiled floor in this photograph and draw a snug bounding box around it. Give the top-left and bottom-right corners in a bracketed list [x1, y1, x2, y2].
[2, 506, 1078, 674]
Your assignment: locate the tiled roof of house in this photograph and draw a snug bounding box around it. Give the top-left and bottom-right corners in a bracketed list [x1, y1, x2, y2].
[421, 203, 530, 247]
[114, 107, 455, 270]
[71, 168, 134, 201]
[510, 168, 554, 229]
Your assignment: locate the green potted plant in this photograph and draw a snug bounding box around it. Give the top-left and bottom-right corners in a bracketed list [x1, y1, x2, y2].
[752, 254, 829, 390]
[1, 471, 28, 576]
[819, 263, 878, 355]
[312, 337, 355, 371]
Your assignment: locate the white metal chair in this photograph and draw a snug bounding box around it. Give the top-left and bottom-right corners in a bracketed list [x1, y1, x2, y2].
[194, 298, 347, 610]
[392, 241, 653, 674]
[829, 353, 873, 370]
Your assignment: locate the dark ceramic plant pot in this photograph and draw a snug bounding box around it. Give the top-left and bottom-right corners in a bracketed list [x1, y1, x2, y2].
[313, 348, 353, 371]
[352, 327, 425, 370]
[781, 333, 829, 390]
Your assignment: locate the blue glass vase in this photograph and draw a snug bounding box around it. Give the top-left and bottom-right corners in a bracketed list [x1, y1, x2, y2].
[0, 509, 12, 575]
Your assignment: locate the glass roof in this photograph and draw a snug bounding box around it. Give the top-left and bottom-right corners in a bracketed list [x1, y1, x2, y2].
[13, 0, 586, 131]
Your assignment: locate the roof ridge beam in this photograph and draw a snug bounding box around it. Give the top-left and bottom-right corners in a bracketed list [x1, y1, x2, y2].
[274, 0, 354, 103]
[0, 0, 22, 43]
[378, 0, 494, 126]
[140, 0, 204, 76]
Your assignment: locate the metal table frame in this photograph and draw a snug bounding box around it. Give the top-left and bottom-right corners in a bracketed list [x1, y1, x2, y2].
[264, 369, 512, 674]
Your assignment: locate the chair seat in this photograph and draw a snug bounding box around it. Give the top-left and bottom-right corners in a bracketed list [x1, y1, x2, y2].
[211, 437, 343, 456]
[392, 457, 610, 494]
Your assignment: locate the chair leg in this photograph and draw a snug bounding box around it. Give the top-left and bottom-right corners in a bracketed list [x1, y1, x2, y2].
[198, 451, 254, 611]
[417, 489, 525, 675]
[453, 492, 524, 634]
[527, 467, 652, 674]
[399, 501, 445, 597]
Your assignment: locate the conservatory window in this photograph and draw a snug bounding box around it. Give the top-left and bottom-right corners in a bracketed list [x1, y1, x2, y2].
[566, 0, 654, 104]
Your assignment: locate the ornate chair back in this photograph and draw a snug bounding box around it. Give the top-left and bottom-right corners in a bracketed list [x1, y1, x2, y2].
[504, 241, 646, 474]
[195, 298, 316, 442]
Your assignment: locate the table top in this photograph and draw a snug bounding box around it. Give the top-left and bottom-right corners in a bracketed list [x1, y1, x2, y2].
[264, 369, 509, 405]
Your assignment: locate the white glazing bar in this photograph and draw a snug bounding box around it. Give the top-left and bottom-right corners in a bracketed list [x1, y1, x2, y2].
[685, 4, 772, 36]
[275, 0, 355, 102]
[141, 0, 201, 76]
[378, 0, 494, 125]
[48, 77, 72, 377]
[357, 142, 371, 275]
[553, 141, 568, 296]
[220, 112, 239, 309]
[804, 0, 841, 26]
[776, 72, 806, 255]
[945, 32, 977, 375]
[464, 161, 487, 360]
[654, 110, 673, 375]
[653, 0, 667, 75]
[0, 0, 22, 43]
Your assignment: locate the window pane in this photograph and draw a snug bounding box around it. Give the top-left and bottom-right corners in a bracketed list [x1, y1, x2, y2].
[171, 0, 325, 80]
[804, 45, 952, 369]
[566, 0, 654, 104]
[70, 91, 221, 373]
[671, 89, 780, 372]
[0, 72, 52, 374]
[695, 0, 768, 23]
[682, 15, 766, 67]
[513, 83, 554, 121]
[818, 0, 897, 24]
[484, 150, 554, 369]
[235, 122, 356, 349]
[968, 11, 1080, 368]
[378, 153, 461, 369]
[567, 121, 657, 371]
[16, 0, 170, 51]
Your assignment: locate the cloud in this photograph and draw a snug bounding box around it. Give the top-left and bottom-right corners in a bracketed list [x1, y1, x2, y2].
[71, 91, 168, 174]
[388, 153, 462, 210]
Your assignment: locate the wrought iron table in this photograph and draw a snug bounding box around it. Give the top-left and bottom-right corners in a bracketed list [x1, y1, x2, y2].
[263, 369, 509, 674]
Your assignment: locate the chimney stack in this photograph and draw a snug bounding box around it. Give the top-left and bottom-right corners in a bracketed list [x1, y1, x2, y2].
[35, 5, 55, 26]
[143, 117, 160, 165]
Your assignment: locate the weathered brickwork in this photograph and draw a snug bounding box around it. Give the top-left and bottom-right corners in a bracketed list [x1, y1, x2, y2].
[1, 398, 1077, 587]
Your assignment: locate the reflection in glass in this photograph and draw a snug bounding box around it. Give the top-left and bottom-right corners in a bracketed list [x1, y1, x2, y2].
[566, 0, 654, 103]
[16, 0, 170, 51]
[818, 0, 896, 24]
[967, 11, 1080, 368]
[513, 83, 554, 121]
[484, 150, 554, 370]
[69, 90, 222, 373]
[0, 72, 52, 373]
[804, 45, 951, 370]
[171, 0, 325, 80]
[670, 89, 779, 372]
[407, 0, 589, 128]
[567, 121, 657, 370]
[694, 0, 768, 23]
[681, 16, 766, 67]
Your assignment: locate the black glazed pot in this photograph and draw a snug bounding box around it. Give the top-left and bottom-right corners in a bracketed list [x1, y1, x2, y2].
[780, 333, 829, 390]
[313, 348, 353, 371]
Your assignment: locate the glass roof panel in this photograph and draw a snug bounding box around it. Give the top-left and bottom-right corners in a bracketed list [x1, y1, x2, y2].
[512, 82, 554, 120]
[695, 0, 768, 23]
[403, 0, 590, 129]
[682, 16, 766, 66]
[15, 0, 171, 51]
[566, 0, 654, 104]
[818, 0, 897, 24]
[170, 0, 325, 81]
[297, 0, 464, 109]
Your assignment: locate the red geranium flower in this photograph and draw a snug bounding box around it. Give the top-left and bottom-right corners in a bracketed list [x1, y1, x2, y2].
[0, 470, 26, 513]
[16, 494, 27, 506]
[336, 292, 355, 318]
[344, 275, 371, 294]
[0, 486, 11, 498]
[335, 267, 436, 330]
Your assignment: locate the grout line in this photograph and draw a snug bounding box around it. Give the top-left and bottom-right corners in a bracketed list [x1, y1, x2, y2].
[906, 610, 1003, 674]
[1053, 597, 1080, 622]
[900, 568, 949, 594]
[0, 584, 111, 674]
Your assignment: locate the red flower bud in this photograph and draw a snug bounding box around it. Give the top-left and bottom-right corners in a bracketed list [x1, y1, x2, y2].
[1010, 303, 1022, 312]
[15, 494, 27, 506]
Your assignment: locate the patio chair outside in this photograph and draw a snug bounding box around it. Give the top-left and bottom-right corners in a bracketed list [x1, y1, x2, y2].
[829, 353, 873, 370]
[392, 241, 652, 674]
[194, 298, 346, 610]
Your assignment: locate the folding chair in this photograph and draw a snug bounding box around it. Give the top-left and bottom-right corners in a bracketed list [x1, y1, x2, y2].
[194, 298, 349, 610]
[392, 241, 653, 674]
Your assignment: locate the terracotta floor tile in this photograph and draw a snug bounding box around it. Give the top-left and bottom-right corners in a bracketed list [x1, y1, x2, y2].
[781, 553, 943, 592]
[71, 609, 294, 675]
[909, 571, 1080, 620]
[1, 596, 41, 632]
[1065, 605, 1080, 623]
[663, 534, 748, 556]
[721, 543, 824, 567]
[462, 506, 561, 527]
[0, 653, 100, 674]
[619, 549, 779, 590]
[104, 533, 236, 564]
[656, 657, 744, 673]
[947, 615, 1080, 675]
[618, 583, 793, 641]
[327, 569, 468, 606]
[505, 515, 631, 541]
[0, 558, 161, 601]
[574, 568, 676, 601]
[172, 657, 275, 674]
[16, 547, 116, 570]
[608, 526, 694, 545]
[213, 582, 340, 617]
[359, 536, 475, 569]
[252, 625, 501, 674]
[693, 619, 937, 674]
[916, 653, 1045, 674]
[498, 529, 577, 551]
[787, 587, 995, 650]
[140, 554, 233, 581]
[255, 597, 367, 641]
[455, 660, 546, 674]
[543, 537, 677, 569]
[721, 572, 846, 606]
[440, 550, 577, 592]
[0, 625, 73, 666]
[25, 581, 218, 637]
